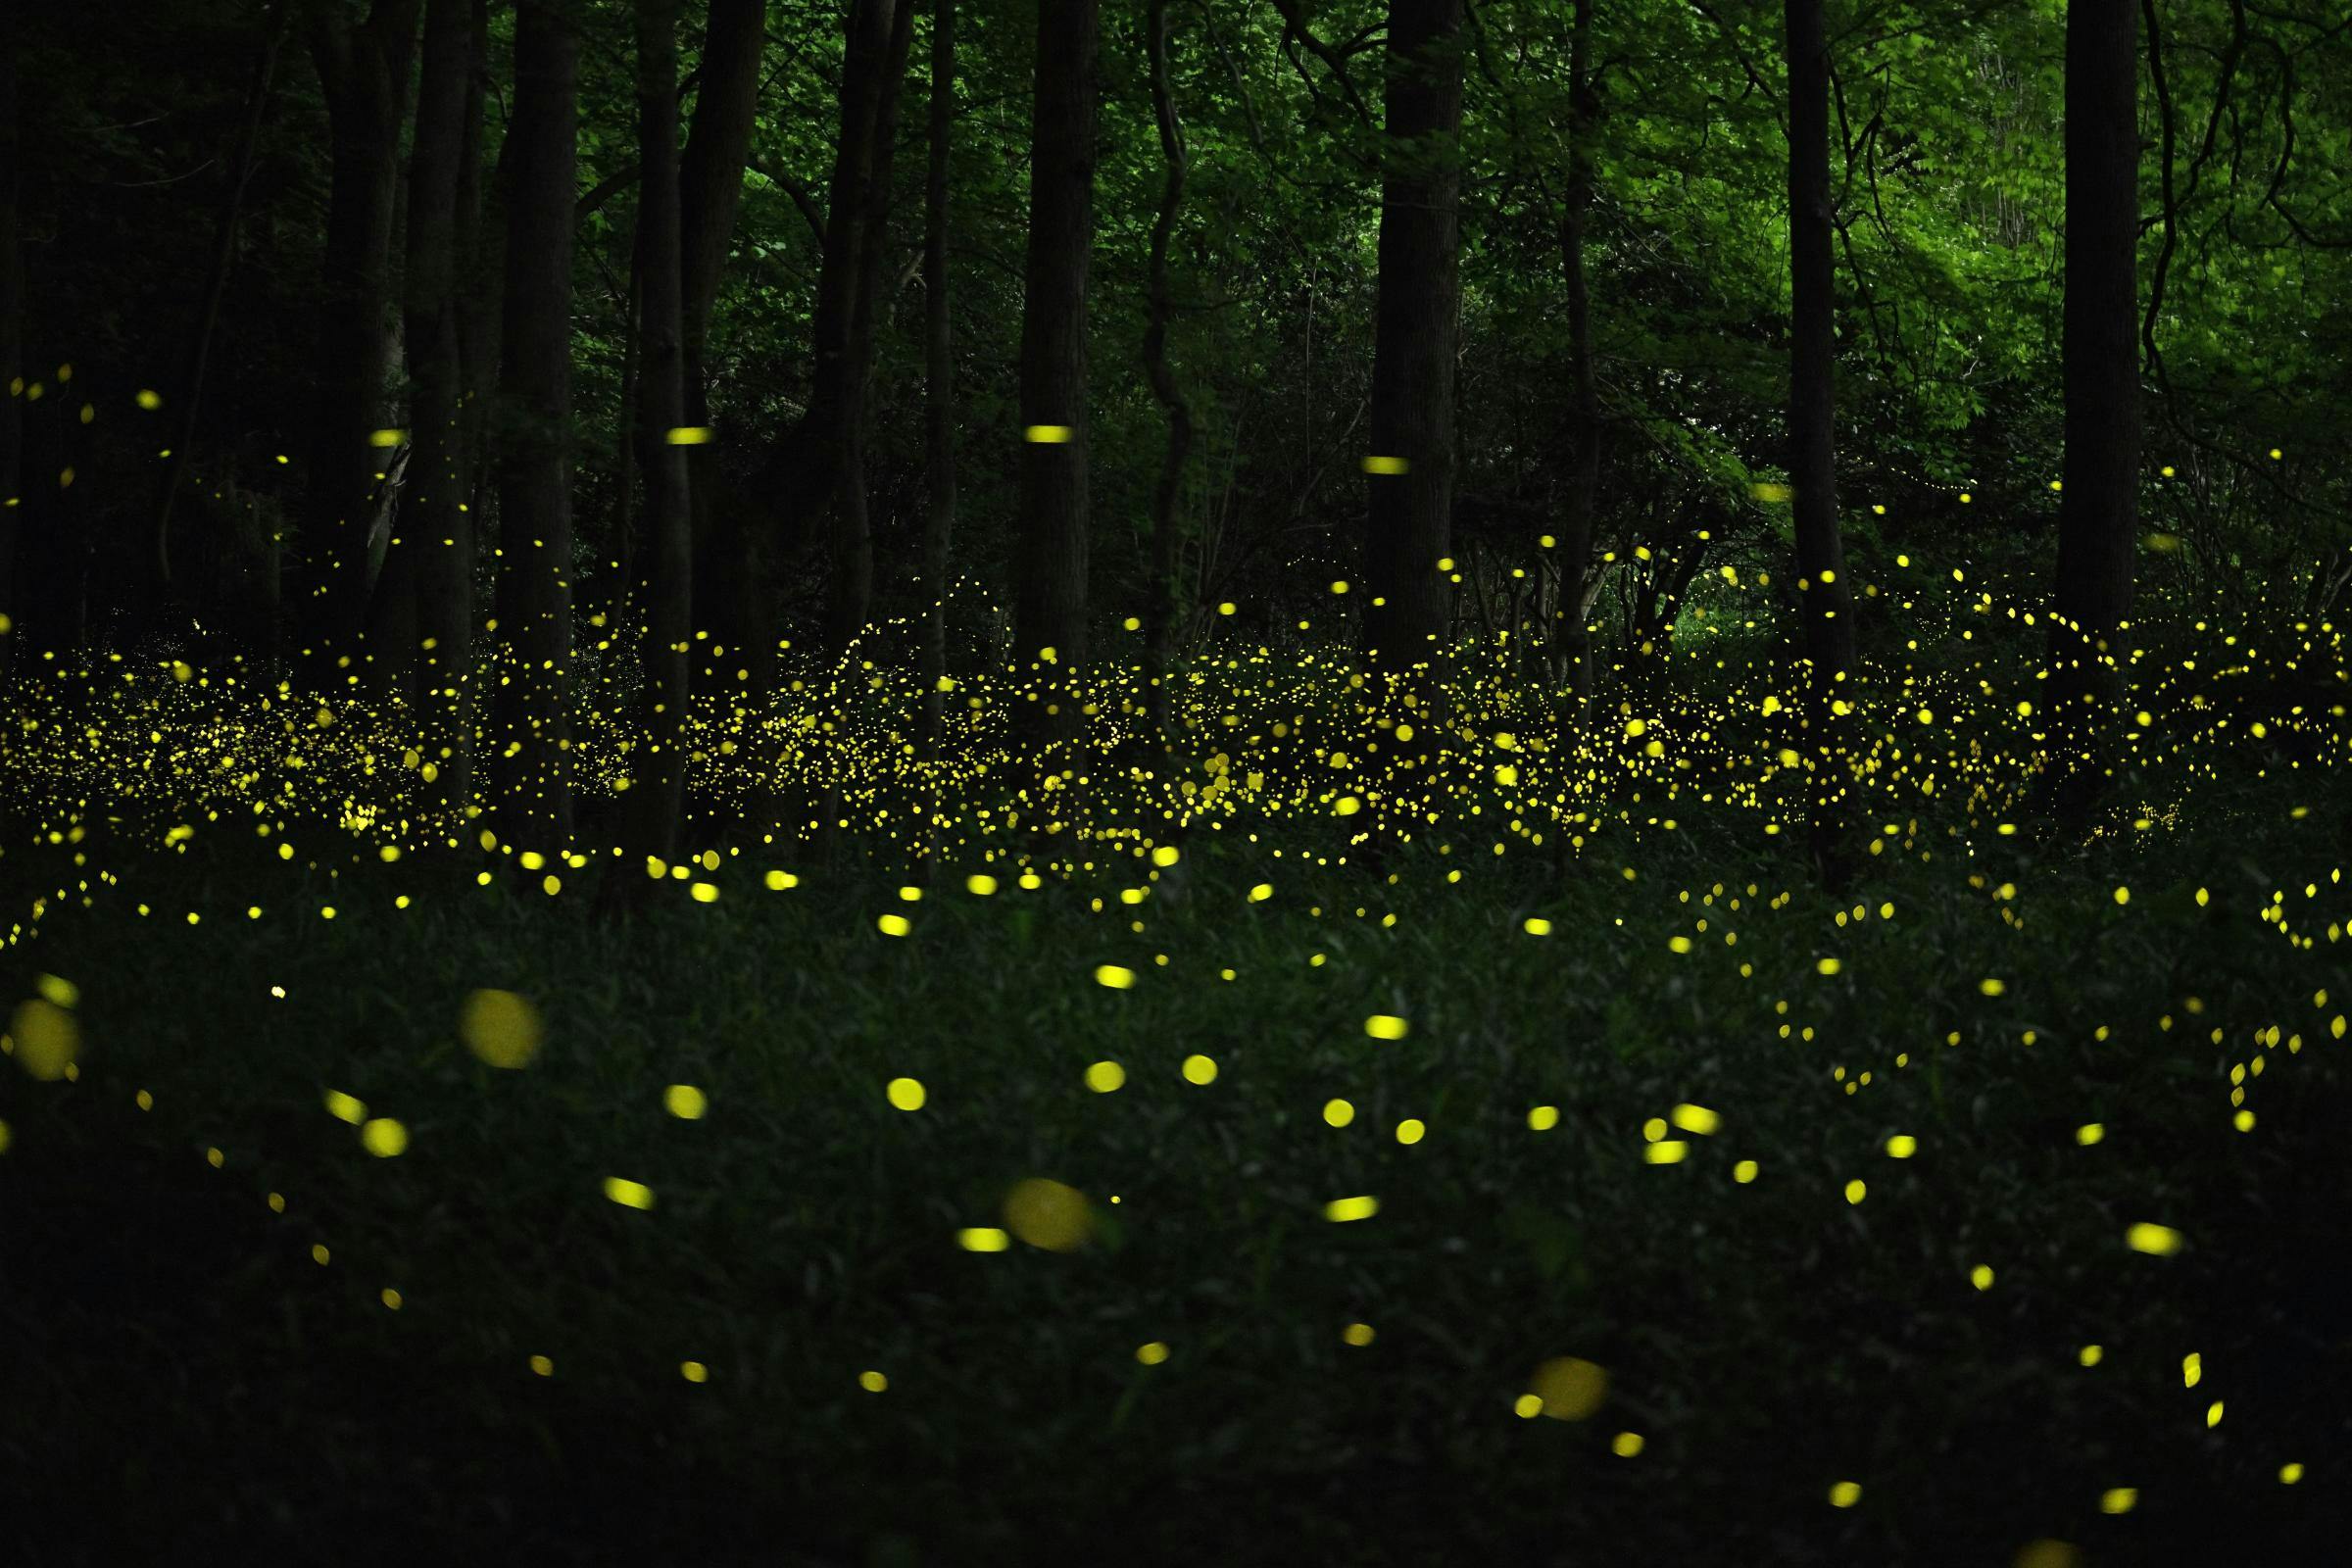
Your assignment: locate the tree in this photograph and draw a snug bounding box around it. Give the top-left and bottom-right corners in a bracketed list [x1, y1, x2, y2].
[917, 0, 956, 737]
[0, 34, 23, 677]
[1141, 0, 1192, 744]
[2048, 0, 2141, 812]
[487, 0, 580, 852]
[622, 0, 693, 882]
[1012, 0, 1101, 742]
[1551, 0, 1599, 704]
[1784, 0, 1857, 876]
[293, 0, 421, 692]
[1362, 0, 1464, 687]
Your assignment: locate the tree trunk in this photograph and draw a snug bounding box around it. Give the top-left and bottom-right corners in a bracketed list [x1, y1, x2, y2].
[1552, 0, 1598, 705]
[295, 0, 422, 694]
[487, 0, 579, 853]
[679, 0, 766, 690]
[833, 0, 918, 657]
[2049, 0, 2140, 811]
[918, 0, 957, 736]
[1013, 0, 1100, 745]
[370, 0, 476, 792]
[0, 38, 24, 678]
[154, 4, 290, 617]
[1785, 0, 1857, 877]
[624, 0, 694, 883]
[1141, 0, 1192, 745]
[1362, 0, 1463, 690]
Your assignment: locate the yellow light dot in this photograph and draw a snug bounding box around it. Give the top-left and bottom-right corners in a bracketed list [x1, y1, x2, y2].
[8, 1000, 79, 1081]
[529, 1355, 554, 1376]
[2077, 1123, 2105, 1146]
[1395, 1118, 1426, 1145]
[886, 1077, 927, 1111]
[460, 988, 543, 1069]
[1612, 1431, 1644, 1457]
[2280, 1462, 2304, 1485]
[1733, 1159, 1759, 1183]
[1095, 964, 1137, 990]
[663, 425, 715, 444]
[135, 388, 163, 410]
[2098, 1488, 2136, 1515]
[1885, 1134, 1917, 1158]
[1324, 1195, 1379, 1222]
[957, 1227, 1010, 1251]
[1365, 1014, 1409, 1040]
[1817, 957, 1841, 976]
[966, 873, 999, 895]
[1644, 1141, 1689, 1164]
[877, 912, 911, 937]
[604, 1177, 655, 1209]
[2080, 1345, 2104, 1367]
[1361, 455, 1407, 474]
[1004, 1177, 1094, 1250]
[2126, 1222, 2183, 1255]
[764, 868, 799, 890]
[1971, 1264, 1994, 1291]
[313, 1245, 330, 1265]
[1323, 1098, 1356, 1128]
[1845, 1179, 1867, 1203]
[1528, 1105, 1560, 1131]
[1248, 883, 1273, 903]
[858, 1370, 888, 1393]
[1182, 1054, 1218, 1085]
[664, 1084, 708, 1119]
[1513, 1394, 1544, 1419]
[681, 1361, 709, 1383]
[1136, 1341, 1172, 1365]
[1343, 1322, 1375, 1347]
[1524, 916, 1553, 936]
[1528, 1356, 1607, 1420]
[1829, 1481, 1862, 1508]
[1024, 424, 1074, 443]
[2014, 1541, 2081, 1568]
[2206, 1400, 2224, 1428]
[361, 1118, 409, 1157]
[380, 1288, 403, 1310]
[1085, 1060, 1126, 1093]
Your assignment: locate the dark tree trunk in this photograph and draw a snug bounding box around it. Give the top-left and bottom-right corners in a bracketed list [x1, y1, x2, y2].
[0, 38, 23, 677]
[295, 0, 422, 694]
[487, 0, 579, 853]
[2049, 0, 2141, 810]
[678, 0, 765, 690]
[1785, 0, 1856, 877]
[833, 0, 917, 658]
[370, 0, 476, 795]
[1361, 0, 1463, 688]
[457, 0, 502, 528]
[1141, 0, 1192, 743]
[1013, 0, 1100, 743]
[918, 0, 957, 737]
[154, 4, 290, 618]
[624, 0, 694, 881]
[1552, 0, 1598, 705]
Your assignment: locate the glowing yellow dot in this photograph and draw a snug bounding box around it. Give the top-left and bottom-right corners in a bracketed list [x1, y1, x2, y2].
[1084, 1060, 1126, 1093]
[1182, 1054, 1218, 1085]
[1361, 455, 1407, 474]
[1643, 1141, 1689, 1164]
[2205, 1400, 2224, 1428]
[313, 1245, 330, 1265]
[1024, 424, 1074, 443]
[2080, 1345, 2103, 1367]
[1528, 1105, 1560, 1132]
[1324, 1195, 1379, 1222]
[1829, 1481, 1862, 1508]
[1322, 1098, 1356, 1128]
[664, 1084, 708, 1119]
[323, 1090, 368, 1125]
[858, 1370, 888, 1393]
[1343, 1322, 1375, 1347]
[8, 1000, 78, 1081]
[681, 1361, 709, 1383]
[1844, 1179, 1867, 1204]
[2126, 1222, 2183, 1255]
[1136, 1341, 1171, 1365]
[380, 1288, 403, 1310]
[1523, 916, 1553, 936]
[360, 1118, 409, 1157]
[1513, 1394, 1544, 1419]
[1095, 964, 1136, 990]
[2077, 1123, 2105, 1146]
[1610, 1430, 1646, 1458]
[460, 989, 543, 1069]
[1885, 1134, 1917, 1158]
[877, 912, 911, 937]
[1817, 957, 1841, 976]
[1004, 1177, 1094, 1250]
[603, 1177, 655, 1209]
[966, 873, 999, 895]
[2098, 1488, 2136, 1515]
[135, 388, 163, 410]
[1364, 1014, 1408, 1040]
[1395, 1118, 1426, 1145]
[957, 1227, 1010, 1251]
[1971, 1264, 1995, 1291]
[1980, 977, 2006, 996]
[886, 1077, 926, 1111]
[1669, 1104, 1720, 1135]
[529, 1354, 554, 1376]
[2014, 1540, 2081, 1568]
[763, 869, 799, 890]
[2279, 1463, 2304, 1485]
[1733, 1159, 1759, 1184]
[663, 425, 715, 444]
[1528, 1356, 1607, 1419]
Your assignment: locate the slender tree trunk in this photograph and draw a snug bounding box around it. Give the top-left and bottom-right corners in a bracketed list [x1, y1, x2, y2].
[487, 0, 579, 853]
[624, 0, 694, 884]
[1013, 0, 1100, 745]
[678, 0, 766, 690]
[1785, 0, 1856, 878]
[1141, 0, 1192, 743]
[296, 0, 422, 694]
[2049, 0, 2140, 812]
[154, 3, 290, 614]
[1362, 0, 1463, 691]
[368, 0, 476, 794]
[457, 0, 502, 529]
[0, 38, 24, 677]
[1552, 0, 1598, 705]
[832, 0, 917, 658]
[918, 0, 957, 736]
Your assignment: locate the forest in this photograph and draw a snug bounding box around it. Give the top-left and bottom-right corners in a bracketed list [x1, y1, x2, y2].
[2, 0, 2348, 1561]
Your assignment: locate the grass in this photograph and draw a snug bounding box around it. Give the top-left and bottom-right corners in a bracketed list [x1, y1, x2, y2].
[3, 563, 2349, 1564]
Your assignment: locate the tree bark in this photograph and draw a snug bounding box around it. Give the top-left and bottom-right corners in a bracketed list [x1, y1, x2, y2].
[1361, 0, 1463, 689]
[918, 0, 957, 736]
[678, 0, 766, 690]
[1552, 0, 1598, 705]
[487, 0, 579, 852]
[2049, 0, 2140, 810]
[0, 38, 24, 677]
[1785, 0, 1857, 877]
[1141, 0, 1192, 743]
[295, 0, 422, 694]
[1013, 0, 1101, 745]
[832, 0, 918, 657]
[623, 0, 694, 883]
